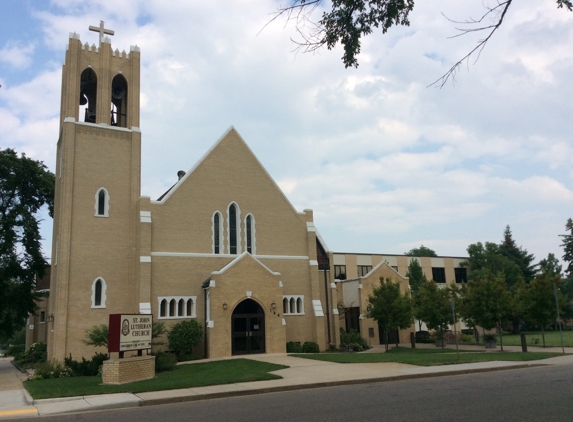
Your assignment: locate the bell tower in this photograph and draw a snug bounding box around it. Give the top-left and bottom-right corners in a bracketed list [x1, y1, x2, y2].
[48, 23, 142, 361]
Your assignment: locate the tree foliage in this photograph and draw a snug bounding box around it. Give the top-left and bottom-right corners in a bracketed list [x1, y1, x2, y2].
[413, 280, 452, 339]
[404, 245, 437, 258]
[83, 324, 109, 348]
[539, 253, 562, 277]
[405, 258, 427, 295]
[0, 149, 54, 341]
[460, 271, 512, 332]
[560, 218, 573, 279]
[270, 1, 572, 85]
[168, 320, 204, 357]
[521, 272, 567, 347]
[367, 277, 413, 349]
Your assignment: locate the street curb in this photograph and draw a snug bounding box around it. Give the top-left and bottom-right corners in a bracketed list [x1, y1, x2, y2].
[137, 363, 548, 407]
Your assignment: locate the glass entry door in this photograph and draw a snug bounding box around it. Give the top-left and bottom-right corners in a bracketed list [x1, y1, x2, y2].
[232, 299, 265, 355]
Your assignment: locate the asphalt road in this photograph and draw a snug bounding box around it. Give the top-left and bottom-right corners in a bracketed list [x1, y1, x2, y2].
[16, 364, 573, 422]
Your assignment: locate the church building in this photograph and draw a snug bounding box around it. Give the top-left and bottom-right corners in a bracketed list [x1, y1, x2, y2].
[43, 26, 468, 361]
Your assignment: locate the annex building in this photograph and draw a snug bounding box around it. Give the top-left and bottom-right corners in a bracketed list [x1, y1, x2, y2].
[39, 26, 468, 361]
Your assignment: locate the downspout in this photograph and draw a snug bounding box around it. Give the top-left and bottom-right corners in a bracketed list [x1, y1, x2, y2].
[324, 269, 331, 345]
[202, 278, 211, 359]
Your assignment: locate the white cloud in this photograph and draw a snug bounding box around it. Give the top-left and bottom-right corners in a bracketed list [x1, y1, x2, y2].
[0, 41, 35, 69]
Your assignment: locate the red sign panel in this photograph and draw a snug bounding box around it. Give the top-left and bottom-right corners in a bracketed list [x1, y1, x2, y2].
[108, 314, 153, 353]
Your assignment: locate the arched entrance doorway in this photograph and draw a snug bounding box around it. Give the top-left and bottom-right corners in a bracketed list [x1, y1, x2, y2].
[232, 299, 265, 355]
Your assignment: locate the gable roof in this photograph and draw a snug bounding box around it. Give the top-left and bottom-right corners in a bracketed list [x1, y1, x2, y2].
[151, 126, 305, 216]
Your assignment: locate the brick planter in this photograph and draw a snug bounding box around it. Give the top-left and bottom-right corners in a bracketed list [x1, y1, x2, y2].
[102, 355, 155, 385]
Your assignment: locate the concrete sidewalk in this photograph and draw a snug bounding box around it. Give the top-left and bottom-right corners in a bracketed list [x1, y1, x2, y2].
[2, 345, 573, 418]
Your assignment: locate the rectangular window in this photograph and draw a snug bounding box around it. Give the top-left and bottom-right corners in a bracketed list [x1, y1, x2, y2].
[368, 327, 374, 338]
[334, 265, 347, 280]
[432, 267, 447, 284]
[40, 311, 46, 323]
[357, 265, 372, 277]
[455, 267, 468, 284]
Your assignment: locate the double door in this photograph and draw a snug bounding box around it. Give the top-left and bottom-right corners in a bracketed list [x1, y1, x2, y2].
[232, 314, 265, 355]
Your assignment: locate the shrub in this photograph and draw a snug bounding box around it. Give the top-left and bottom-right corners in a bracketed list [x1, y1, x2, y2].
[32, 360, 69, 380]
[154, 351, 178, 372]
[302, 341, 320, 353]
[286, 341, 302, 353]
[64, 353, 108, 376]
[460, 334, 474, 343]
[168, 320, 203, 357]
[339, 328, 368, 350]
[14, 342, 47, 368]
[83, 324, 109, 348]
[6, 344, 25, 357]
[349, 343, 364, 351]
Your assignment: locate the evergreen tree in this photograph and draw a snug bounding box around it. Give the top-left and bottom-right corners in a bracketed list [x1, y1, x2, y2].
[560, 218, 573, 279]
[538, 253, 562, 276]
[498, 225, 536, 282]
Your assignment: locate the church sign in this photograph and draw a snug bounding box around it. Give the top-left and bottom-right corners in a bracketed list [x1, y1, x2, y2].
[108, 314, 153, 353]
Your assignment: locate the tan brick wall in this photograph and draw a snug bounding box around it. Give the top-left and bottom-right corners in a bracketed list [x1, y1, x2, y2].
[102, 355, 155, 385]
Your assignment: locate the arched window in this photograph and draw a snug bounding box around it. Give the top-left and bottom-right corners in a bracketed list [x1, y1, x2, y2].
[91, 278, 107, 308]
[283, 298, 288, 314]
[283, 295, 304, 315]
[157, 296, 197, 319]
[95, 188, 110, 217]
[110, 74, 128, 127]
[79, 68, 97, 123]
[289, 298, 295, 314]
[245, 214, 255, 254]
[227, 203, 241, 255]
[213, 212, 222, 254]
[297, 297, 303, 314]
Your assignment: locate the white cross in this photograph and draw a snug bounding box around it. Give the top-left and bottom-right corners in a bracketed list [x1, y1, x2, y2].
[89, 21, 114, 46]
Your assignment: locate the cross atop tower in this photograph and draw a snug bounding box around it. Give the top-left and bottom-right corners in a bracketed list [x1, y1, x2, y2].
[89, 21, 114, 46]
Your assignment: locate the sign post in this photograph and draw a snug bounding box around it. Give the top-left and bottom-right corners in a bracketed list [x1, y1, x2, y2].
[102, 314, 155, 385]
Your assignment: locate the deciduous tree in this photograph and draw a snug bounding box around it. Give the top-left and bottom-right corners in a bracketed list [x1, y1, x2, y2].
[0, 149, 54, 342]
[367, 277, 413, 350]
[404, 245, 437, 258]
[413, 280, 452, 347]
[270, 1, 572, 85]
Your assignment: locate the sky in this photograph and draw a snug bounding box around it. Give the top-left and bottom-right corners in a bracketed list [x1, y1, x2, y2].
[1, 0, 572, 264]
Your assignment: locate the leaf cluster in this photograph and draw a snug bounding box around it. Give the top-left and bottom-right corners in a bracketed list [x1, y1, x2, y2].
[167, 319, 204, 357]
[0, 149, 55, 340]
[367, 277, 413, 331]
[413, 280, 453, 337]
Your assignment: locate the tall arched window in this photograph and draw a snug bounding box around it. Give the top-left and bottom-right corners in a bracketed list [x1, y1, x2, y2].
[283, 298, 288, 314]
[178, 299, 185, 317]
[95, 188, 110, 217]
[245, 214, 255, 254]
[290, 298, 295, 314]
[91, 278, 107, 308]
[160, 299, 167, 317]
[228, 203, 238, 254]
[186, 299, 193, 316]
[111, 74, 128, 127]
[213, 212, 222, 254]
[297, 297, 303, 313]
[79, 67, 97, 123]
[169, 299, 176, 317]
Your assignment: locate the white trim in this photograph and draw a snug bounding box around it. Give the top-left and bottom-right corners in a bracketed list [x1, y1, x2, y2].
[74, 120, 133, 132]
[332, 309, 339, 315]
[312, 300, 324, 317]
[244, 213, 256, 255]
[212, 210, 223, 254]
[211, 251, 281, 276]
[139, 302, 151, 314]
[279, 281, 283, 287]
[150, 252, 309, 260]
[207, 321, 214, 328]
[140, 211, 151, 223]
[91, 277, 107, 308]
[283, 295, 305, 315]
[95, 187, 110, 217]
[282, 318, 286, 325]
[140, 256, 151, 263]
[246, 291, 252, 297]
[330, 282, 336, 288]
[157, 296, 197, 319]
[226, 202, 241, 255]
[306, 222, 316, 232]
[309, 260, 318, 266]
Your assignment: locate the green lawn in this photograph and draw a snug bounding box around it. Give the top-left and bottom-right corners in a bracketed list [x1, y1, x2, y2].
[494, 331, 573, 347]
[25, 358, 288, 400]
[291, 347, 565, 366]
